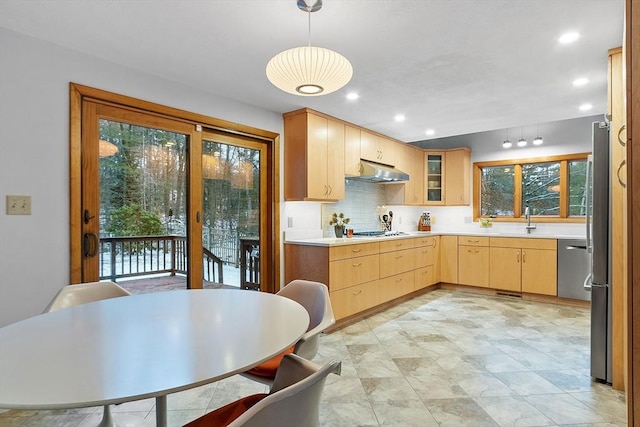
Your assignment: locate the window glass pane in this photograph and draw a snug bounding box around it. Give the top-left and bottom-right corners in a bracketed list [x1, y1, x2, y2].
[481, 166, 514, 216]
[521, 162, 560, 215]
[568, 160, 588, 216]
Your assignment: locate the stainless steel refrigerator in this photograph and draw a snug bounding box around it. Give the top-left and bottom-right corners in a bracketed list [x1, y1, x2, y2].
[585, 121, 612, 384]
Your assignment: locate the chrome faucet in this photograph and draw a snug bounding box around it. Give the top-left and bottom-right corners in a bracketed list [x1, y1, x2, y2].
[524, 204, 537, 234]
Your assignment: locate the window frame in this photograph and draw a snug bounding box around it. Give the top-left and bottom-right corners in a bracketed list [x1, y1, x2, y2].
[473, 152, 590, 223]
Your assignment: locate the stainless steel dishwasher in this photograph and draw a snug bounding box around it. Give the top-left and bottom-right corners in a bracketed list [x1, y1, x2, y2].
[557, 238, 591, 301]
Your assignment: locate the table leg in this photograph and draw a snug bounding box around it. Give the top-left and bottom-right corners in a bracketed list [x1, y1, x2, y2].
[156, 395, 168, 427]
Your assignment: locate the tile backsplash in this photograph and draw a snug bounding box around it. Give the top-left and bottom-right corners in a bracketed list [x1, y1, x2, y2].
[321, 180, 387, 236]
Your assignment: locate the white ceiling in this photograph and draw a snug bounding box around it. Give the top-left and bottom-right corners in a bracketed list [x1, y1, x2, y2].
[0, 0, 625, 143]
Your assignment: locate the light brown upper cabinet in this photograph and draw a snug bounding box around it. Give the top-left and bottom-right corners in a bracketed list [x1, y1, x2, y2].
[284, 109, 345, 201]
[386, 143, 424, 206]
[344, 125, 362, 177]
[360, 130, 396, 166]
[424, 148, 470, 206]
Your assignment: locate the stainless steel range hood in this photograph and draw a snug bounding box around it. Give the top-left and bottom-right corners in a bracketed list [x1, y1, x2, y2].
[347, 160, 410, 183]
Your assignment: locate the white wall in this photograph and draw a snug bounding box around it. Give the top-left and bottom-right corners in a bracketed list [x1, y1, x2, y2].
[0, 29, 283, 326]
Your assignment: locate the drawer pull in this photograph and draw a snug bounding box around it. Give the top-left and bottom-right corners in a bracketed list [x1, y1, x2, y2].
[352, 290, 362, 296]
[352, 262, 362, 267]
[422, 249, 428, 254]
[352, 248, 362, 253]
[396, 278, 403, 283]
[395, 255, 403, 259]
[467, 249, 479, 254]
[395, 243, 403, 247]
[467, 239, 479, 243]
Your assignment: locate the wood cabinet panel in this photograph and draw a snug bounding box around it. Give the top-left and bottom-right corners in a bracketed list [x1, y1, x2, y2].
[458, 245, 490, 287]
[521, 249, 557, 295]
[360, 130, 395, 165]
[414, 245, 434, 269]
[444, 148, 470, 205]
[327, 119, 345, 199]
[379, 248, 416, 278]
[415, 265, 435, 290]
[379, 238, 415, 253]
[330, 281, 380, 320]
[489, 247, 522, 292]
[414, 236, 436, 248]
[433, 236, 441, 283]
[344, 125, 361, 177]
[379, 271, 415, 302]
[440, 235, 458, 283]
[329, 242, 379, 261]
[330, 254, 379, 292]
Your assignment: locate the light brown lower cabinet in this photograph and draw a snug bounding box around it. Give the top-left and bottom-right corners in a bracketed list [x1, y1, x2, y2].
[489, 238, 557, 295]
[439, 235, 458, 283]
[457, 236, 490, 287]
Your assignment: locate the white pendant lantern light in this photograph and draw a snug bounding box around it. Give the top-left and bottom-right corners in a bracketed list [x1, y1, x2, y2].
[266, 0, 353, 96]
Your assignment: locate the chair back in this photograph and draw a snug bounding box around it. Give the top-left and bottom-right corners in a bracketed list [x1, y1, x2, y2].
[43, 281, 131, 313]
[277, 280, 335, 359]
[230, 354, 341, 427]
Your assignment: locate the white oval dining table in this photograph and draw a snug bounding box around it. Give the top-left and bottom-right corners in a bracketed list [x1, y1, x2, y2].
[0, 288, 309, 427]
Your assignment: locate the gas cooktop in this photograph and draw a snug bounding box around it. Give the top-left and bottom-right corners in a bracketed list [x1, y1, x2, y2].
[352, 231, 408, 238]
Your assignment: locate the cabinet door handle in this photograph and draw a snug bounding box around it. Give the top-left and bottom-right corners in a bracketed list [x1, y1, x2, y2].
[617, 159, 627, 188]
[433, 240, 438, 248]
[327, 185, 332, 196]
[323, 185, 328, 196]
[352, 262, 362, 267]
[517, 251, 520, 263]
[618, 124, 626, 147]
[352, 290, 362, 296]
[522, 250, 526, 263]
[352, 248, 362, 253]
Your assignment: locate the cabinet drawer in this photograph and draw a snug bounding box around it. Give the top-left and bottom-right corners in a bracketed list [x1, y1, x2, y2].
[379, 248, 416, 278]
[330, 281, 380, 320]
[413, 246, 434, 268]
[329, 242, 379, 261]
[415, 265, 435, 290]
[379, 271, 415, 302]
[490, 237, 556, 250]
[379, 238, 414, 253]
[459, 235, 489, 246]
[329, 254, 379, 291]
[414, 236, 436, 248]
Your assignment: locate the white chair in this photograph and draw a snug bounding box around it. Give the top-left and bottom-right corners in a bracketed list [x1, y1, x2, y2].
[240, 279, 335, 385]
[43, 281, 132, 427]
[184, 354, 341, 427]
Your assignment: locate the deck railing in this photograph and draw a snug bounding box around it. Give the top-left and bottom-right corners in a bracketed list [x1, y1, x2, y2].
[99, 235, 224, 283]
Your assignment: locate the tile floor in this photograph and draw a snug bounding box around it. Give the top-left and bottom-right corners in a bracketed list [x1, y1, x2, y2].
[0, 289, 627, 426]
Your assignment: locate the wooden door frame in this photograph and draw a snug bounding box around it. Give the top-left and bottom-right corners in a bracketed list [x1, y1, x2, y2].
[626, 0, 638, 424]
[69, 83, 280, 292]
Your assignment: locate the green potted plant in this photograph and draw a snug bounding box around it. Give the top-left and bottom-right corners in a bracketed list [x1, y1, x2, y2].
[329, 212, 350, 238]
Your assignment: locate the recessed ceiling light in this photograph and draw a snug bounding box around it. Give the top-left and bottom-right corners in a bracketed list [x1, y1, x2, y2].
[573, 77, 589, 86]
[579, 103, 593, 111]
[559, 32, 580, 44]
[394, 114, 405, 122]
[346, 92, 359, 101]
[425, 129, 435, 136]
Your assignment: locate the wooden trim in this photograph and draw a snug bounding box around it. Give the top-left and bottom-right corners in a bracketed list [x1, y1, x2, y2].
[514, 164, 523, 218]
[474, 152, 590, 168]
[472, 164, 481, 219]
[71, 83, 278, 141]
[626, 0, 639, 423]
[188, 127, 203, 290]
[69, 85, 82, 284]
[273, 134, 281, 292]
[559, 160, 568, 217]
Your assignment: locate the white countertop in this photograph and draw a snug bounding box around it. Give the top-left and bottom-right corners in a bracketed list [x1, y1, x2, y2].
[284, 230, 586, 247]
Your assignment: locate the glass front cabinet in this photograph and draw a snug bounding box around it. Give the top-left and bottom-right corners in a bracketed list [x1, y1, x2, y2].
[425, 152, 445, 204]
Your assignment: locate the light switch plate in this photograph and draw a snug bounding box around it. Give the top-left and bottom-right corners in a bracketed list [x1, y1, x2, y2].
[6, 195, 31, 215]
